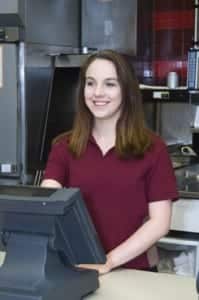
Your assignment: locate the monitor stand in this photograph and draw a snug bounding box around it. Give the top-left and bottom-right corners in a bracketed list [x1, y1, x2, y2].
[0, 233, 99, 300]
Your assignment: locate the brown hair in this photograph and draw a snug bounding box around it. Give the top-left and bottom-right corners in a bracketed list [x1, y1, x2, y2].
[68, 49, 152, 158]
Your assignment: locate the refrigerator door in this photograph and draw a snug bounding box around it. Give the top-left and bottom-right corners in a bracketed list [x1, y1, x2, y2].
[0, 43, 19, 178]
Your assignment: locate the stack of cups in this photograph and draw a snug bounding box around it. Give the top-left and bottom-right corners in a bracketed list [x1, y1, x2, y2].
[167, 72, 179, 89]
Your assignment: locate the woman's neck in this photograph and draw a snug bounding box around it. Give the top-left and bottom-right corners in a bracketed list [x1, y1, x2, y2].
[92, 119, 117, 155]
[93, 118, 117, 138]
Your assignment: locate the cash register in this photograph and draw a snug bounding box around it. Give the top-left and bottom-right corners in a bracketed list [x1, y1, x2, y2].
[0, 186, 106, 300]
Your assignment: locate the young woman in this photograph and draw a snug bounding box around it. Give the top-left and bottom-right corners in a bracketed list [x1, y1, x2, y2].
[41, 50, 178, 274]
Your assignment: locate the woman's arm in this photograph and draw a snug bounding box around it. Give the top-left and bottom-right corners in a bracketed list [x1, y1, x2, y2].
[107, 199, 171, 268]
[41, 179, 62, 188]
[78, 199, 172, 274]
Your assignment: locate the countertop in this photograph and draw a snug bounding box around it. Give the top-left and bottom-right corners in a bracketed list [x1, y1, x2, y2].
[0, 253, 197, 299]
[84, 269, 197, 300]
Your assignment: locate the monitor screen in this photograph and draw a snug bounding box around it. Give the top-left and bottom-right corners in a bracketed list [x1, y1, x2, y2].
[0, 185, 55, 197]
[0, 185, 106, 264]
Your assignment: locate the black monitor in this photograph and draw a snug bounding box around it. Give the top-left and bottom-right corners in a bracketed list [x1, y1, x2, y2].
[0, 185, 106, 300]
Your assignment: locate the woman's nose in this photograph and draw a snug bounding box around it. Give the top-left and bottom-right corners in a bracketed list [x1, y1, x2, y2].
[94, 84, 104, 96]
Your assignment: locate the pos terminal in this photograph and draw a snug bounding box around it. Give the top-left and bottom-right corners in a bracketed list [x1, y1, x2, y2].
[0, 186, 106, 300]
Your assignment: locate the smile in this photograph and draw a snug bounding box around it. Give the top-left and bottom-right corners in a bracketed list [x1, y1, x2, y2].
[93, 101, 110, 106]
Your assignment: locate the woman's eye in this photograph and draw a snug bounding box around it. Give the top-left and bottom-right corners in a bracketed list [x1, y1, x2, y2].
[106, 82, 116, 87]
[86, 81, 94, 86]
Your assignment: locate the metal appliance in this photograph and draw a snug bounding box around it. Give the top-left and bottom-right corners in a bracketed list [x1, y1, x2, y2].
[0, 0, 80, 185]
[81, 0, 137, 54]
[187, 0, 199, 90]
[187, 48, 199, 90]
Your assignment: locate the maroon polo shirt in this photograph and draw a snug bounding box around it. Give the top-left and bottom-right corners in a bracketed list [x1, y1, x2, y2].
[43, 133, 178, 270]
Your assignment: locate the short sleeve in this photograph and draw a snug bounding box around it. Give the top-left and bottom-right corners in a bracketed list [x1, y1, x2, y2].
[146, 142, 179, 202]
[43, 141, 69, 186]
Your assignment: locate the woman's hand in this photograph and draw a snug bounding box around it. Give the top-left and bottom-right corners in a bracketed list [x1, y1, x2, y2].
[76, 258, 113, 275]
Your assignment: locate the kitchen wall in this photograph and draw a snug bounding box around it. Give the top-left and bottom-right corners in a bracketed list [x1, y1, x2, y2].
[136, 0, 194, 85]
[135, 0, 197, 147]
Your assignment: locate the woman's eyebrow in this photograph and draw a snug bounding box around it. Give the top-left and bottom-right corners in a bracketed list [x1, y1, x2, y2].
[105, 77, 118, 81]
[85, 76, 118, 81]
[85, 76, 95, 80]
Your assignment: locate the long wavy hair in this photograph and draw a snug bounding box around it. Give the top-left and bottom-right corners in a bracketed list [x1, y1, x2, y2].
[68, 49, 152, 158]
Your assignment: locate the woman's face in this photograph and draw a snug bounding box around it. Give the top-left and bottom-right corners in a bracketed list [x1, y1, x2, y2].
[84, 58, 122, 122]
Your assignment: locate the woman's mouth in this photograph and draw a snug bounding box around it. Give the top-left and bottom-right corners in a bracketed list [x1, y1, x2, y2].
[93, 101, 110, 106]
